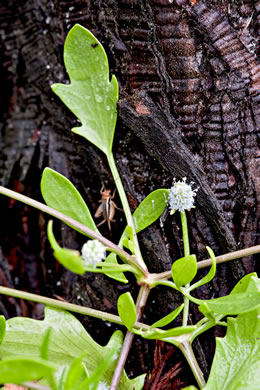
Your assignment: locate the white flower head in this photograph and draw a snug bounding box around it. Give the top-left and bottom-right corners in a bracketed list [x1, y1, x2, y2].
[96, 381, 109, 390]
[81, 240, 106, 267]
[168, 177, 198, 214]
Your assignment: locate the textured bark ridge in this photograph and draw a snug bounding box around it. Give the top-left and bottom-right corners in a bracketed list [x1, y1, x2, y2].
[0, 0, 259, 381]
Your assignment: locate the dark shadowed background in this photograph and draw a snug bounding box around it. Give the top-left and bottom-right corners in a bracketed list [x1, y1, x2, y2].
[0, 0, 259, 387]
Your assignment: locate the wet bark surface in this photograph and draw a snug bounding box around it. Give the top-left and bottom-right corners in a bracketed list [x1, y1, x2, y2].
[0, 0, 259, 386]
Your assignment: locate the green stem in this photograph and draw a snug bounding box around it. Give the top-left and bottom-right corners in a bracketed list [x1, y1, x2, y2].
[0, 286, 152, 331]
[197, 244, 260, 269]
[0, 286, 123, 325]
[190, 314, 225, 343]
[152, 244, 260, 282]
[89, 264, 137, 273]
[181, 211, 190, 257]
[0, 185, 147, 276]
[110, 284, 151, 390]
[180, 289, 203, 305]
[178, 340, 206, 389]
[107, 154, 147, 271]
[181, 211, 190, 326]
[152, 280, 179, 291]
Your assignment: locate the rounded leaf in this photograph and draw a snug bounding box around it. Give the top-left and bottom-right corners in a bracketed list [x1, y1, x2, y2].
[117, 292, 137, 330]
[172, 255, 197, 287]
[41, 167, 98, 234]
[133, 189, 169, 233]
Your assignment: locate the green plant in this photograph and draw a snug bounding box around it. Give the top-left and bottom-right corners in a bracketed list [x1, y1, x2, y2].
[0, 24, 259, 390]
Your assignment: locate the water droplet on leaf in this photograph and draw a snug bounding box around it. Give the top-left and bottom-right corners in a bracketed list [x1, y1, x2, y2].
[95, 95, 103, 103]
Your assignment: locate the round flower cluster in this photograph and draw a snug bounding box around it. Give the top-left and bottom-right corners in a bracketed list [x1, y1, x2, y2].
[168, 177, 198, 214]
[81, 240, 106, 267]
[97, 381, 110, 390]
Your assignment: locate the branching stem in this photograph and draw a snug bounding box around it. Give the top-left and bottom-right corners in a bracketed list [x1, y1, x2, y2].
[178, 340, 206, 389]
[110, 284, 151, 390]
[0, 186, 147, 276]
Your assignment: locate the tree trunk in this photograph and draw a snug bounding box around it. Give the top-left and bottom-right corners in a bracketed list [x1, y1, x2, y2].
[0, 0, 259, 385]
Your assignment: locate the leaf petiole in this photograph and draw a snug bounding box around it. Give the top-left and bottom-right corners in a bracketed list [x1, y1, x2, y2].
[107, 153, 147, 271]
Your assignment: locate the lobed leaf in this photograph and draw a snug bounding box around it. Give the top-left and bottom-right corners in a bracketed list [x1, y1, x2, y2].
[51, 24, 118, 156]
[205, 308, 260, 390]
[0, 306, 144, 390]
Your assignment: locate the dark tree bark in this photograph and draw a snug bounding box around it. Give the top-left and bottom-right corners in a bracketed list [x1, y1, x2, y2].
[0, 0, 259, 385]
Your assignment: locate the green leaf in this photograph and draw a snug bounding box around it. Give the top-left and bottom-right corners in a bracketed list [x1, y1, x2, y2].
[172, 255, 197, 288]
[143, 325, 196, 340]
[104, 188, 169, 283]
[0, 315, 6, 344]
[124, 225, 135, 253]
[40, 328, 52, 360]
[230, 273, 259, 295]
[0, 356, 56, 384]
[51, 24, 118, 156]
[125, 225, 134, 241]
[205, 308, 260, 390]
[41, 167, 98, 234]
[77, 346, 117, 390]
[103, 252, 128, 284]
[132, 189, 169, 233]
[47, 220, 86, 275]
[188, 246, 216, 292]
[0, 306, 144, 390]
[149, 304, 184, 329]
[63, 353, 87, 390]
[199, 292, 260, 316]
[117, 292, 137, 330]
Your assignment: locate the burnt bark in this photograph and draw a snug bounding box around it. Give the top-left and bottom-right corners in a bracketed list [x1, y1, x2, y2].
[0, 0, 259, 384]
